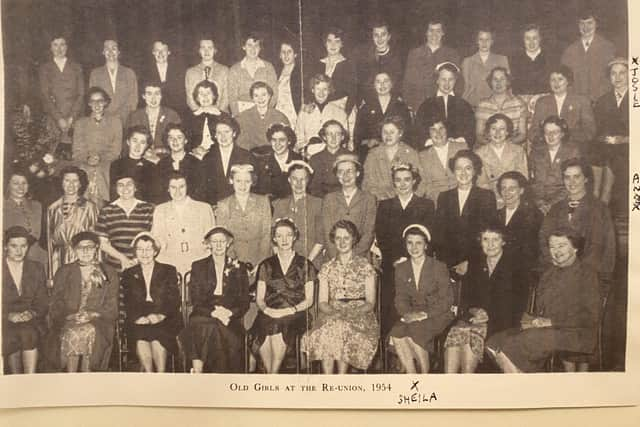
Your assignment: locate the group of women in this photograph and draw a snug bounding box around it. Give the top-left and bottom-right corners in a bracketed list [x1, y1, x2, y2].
[3, 17, 625, 375]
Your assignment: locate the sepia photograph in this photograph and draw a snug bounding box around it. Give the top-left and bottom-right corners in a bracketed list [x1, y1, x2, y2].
[0, 0, 637, 409]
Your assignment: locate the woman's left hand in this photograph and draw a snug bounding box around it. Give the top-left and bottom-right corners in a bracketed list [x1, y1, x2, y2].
[453, 261, 469, 276]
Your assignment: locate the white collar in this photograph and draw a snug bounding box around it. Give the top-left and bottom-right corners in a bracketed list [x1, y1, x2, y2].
[321, 55, 346, 65]
[241, 57, 265, 69]
[112, 198, 140, 213]
[343, 187, 358, 199]
[399, 193, 413, 209]
[582, 35, 595, 47]
[436, 89, 454, 97]
[525, 48, 541, 60]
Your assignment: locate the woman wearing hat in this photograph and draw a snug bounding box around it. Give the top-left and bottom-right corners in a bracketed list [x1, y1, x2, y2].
[272, 161, 324, 268]
[179, 226, 250, 373]
[388, 224, 453, 373]
[46, 166, 99, 275]
[46, 231, 119, 372]
[251, 218, 316, 373]
[254, 123, 302, 200]
[3, 226, 49, 374]
[321, 154, 377, 260]
[443, 223, 525, 373]
[121, 232, 182, 372]
[362, 115, 423, 201]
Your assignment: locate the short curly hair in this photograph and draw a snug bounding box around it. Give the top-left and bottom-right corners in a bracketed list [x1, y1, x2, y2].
[59, 165, 89, 196]
[329, 219, 361, 246]
[448, 149, 483, 179]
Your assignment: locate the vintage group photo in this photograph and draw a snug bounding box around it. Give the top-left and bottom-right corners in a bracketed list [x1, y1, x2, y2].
[1, 0, 630, 379]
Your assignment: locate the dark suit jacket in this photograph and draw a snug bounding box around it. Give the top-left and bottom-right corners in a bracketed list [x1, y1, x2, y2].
[254, 150, 302, 199]
[462, 250, 525, 336]
[2, 259, 48, 327]
[122, 262, 182, 333]
[529, 91, 596, 151]
[189, 256, 250, 334]
[414, 95, 475, 150]
[434, 186, 497, 268]
[594, 90, 629, 138]
[198, 144, 256, 204]
[185, 111, 231, 153]
[498, 202, 543, 277]
[109, 157, 160, 203]
[354, 95, 412, 160]
[125, 106, 182, 151]
[276, 61, 302, 112]
[375, 195, 435, 265]
[156, 153, 202, 202]
[307, 58, 358, 111]
[356, 45, 405, 103]
[140, 60, 186, 114]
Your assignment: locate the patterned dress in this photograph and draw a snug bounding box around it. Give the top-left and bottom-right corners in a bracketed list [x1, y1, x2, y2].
[302, 256, 379, 370]
[60, 276, 97, 358]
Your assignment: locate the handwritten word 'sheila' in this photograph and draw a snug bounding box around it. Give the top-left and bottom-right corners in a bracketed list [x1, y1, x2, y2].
[397, 391, 438, 406]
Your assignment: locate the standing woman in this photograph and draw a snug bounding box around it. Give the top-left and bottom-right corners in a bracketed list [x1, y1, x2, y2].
[179, 227, 250, 373]
[362, 115, 422, 201]
[185, 80, 230, 159]
[302, 220, 379, 373]
[3, 226, 49, 374]
[47, 166, 98, 275]
[474, 113, 528, 208]
[461, 28, 510, 108]
[228, 33, 279, 117]
[122, 232, 182, 373]
[47, 231, 119, 372]
[251, 218, 316, 373]
[389, 225, 453, 373]
[443, 224, 524, 373]
[151, 172, 215, 277]
[309, 27, 358, 113]
[156, 124, 201, 203]
[4, 168, 47, 264]
[354, 71, 411, 162]
[375, 162, 435, 335]
[433, 150, 497, 277]
[276, 40, 302, 128]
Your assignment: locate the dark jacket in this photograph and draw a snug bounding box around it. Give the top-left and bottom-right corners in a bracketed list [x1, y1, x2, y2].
[414, 95, 475, 150]
[155, 153, 202, 203]
[307, 58, 358, 112]
[254, 150, 302, 200]
[140, 60, 186, 115]
[197, 144, 256, 205]
[276, 61, 303, 112]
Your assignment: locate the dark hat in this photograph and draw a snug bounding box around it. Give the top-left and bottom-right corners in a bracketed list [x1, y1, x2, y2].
[4, 226, 36, 246]
[204, 226, 234, 241]
[71, 231, 100, 248]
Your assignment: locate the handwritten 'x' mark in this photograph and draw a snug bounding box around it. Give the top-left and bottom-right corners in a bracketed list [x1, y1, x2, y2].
[411, 380, 419, 391]
[632, 57, 639, 66]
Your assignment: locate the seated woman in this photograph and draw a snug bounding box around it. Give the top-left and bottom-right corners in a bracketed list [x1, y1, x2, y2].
[47, 166, 99, 275]
[47, 231, 119, 372]
[362, 115, 423, 201]
[155, 124, 202, 203]
[251, 218, 316, 373]
[3, 226, 49, 374]
[389, 225, 453, 373]
[475, 67, 528, 146]
[530, 116, 580, 215]
[179, 227, 250, 373]
[254, 123, 302, 200]
[235, 81, 290, 152]
[122, 232, 182, 373]
[184, 80, 230, 159]
[444, 224, 525, 373]
[354, 71, 412, 162]
[486, 228, 600, 373]
[151, 172, 215, 277]
[302, 220, 379, 374]
[474, 113, 528, 208]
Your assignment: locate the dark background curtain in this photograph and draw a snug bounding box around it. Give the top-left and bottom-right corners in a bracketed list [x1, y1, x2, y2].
[2, 0, 628, 117]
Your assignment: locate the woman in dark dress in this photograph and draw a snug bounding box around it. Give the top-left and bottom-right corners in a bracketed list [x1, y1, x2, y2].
[122, 232, 182, 372]
[47, 231, 119, 372]
[375, 162, 435, 335]
[184, 80, 231, 159]
[487, 229, 600, 373]
[179, 226, 250, 373]
[444, 224, 525, 373]
[155, 123, 201, 203]
[254, 123, 302, 200]
[433, 150, 498, 278]
[354, 71, 412, 162]
[389, 225, 453, 373]
[3, 226, 49, 374]
[251, 218, 316, 373]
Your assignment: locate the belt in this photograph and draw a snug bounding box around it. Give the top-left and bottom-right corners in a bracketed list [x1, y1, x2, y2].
[337, 297, 365, 302]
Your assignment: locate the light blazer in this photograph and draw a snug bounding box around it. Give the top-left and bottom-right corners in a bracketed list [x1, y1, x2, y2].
[189, 256, 250, 334]
[89, 64, 138, 125]
[417, 140, 468, 204]
[321, 189, 377, 259]
[393, 256, 453, 321]
[561, 34, 616, 102]
[475, 142, 529, 206]
[38, 59, 84, 120]
[461, 52, 510, 107]
[125, 106, 182, 150]
[530, 142, 581, 208]
[529, 91, 596, 149]
[185, 61, 230, 112]
[362, 142, 423, 201]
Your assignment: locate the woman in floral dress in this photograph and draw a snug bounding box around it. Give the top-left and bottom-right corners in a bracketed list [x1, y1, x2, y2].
[302, 219, 379, 373]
